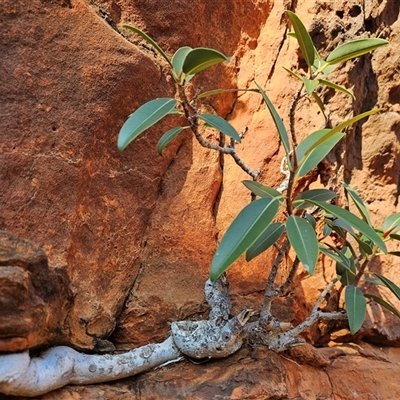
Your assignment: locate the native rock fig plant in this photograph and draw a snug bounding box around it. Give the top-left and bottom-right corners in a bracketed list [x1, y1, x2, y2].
[118, 12, 396, 335]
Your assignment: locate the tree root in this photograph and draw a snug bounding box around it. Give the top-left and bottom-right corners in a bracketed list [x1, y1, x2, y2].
[0, 276, 346, 397]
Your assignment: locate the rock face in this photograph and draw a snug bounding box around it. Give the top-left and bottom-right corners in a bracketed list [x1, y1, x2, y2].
[1, 0, 400, 398]
[0, 231, 72, 352]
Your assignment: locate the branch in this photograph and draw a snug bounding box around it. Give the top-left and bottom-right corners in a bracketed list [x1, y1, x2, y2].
[177, 85, 259, 180]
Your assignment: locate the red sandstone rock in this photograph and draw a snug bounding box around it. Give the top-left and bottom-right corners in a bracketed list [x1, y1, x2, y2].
[1, 0, 400, 397]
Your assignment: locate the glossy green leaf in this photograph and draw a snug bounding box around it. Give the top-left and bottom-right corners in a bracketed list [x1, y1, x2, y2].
[302, 77, 319, 94]
[197, 88, 259, 99]
[345, 286, 366, 334]
[182, 47, 230, 76]
[296, 131, 345, 177]
[304, 213, 317, 228]
[313, 58, 337, 74]
[255, 82, 291, 156]
[383, 213, 400, 235]
[286, 216, 319, 275]
[336, 247, 356, 285]
[322, 223, 332, 237]
[310, 201, 387, 253]
[364, 294, 400, 319]
[123, 25, 173, 69]
[389, 233, 400, 241]
[197, 114, 241, 142]
[210, 197, 280, 281]
[326, 38, 389, 65]
[286, 11, 315, 67]
[355, 234, 374, 256]
[330, 218, 356, 236]
[319, 79, 355, 100]
[156, 126, 187, 156]
[319, 244, 346, 265]
[297, 109, 382, 165]
[171, 46, 194, 83]
[293, 189, 337, 210]
[242, 180, 284, 199]
[374, 273, 400, 301]
[246, 223, 285, 261]
[343, 182, 372, 226]
[296, 129, 330, 161]
[118, 98, 178, 151]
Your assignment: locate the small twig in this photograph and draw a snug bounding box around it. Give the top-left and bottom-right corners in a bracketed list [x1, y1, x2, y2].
[178, 85, 259, 180]
[285, 279, 342, 338]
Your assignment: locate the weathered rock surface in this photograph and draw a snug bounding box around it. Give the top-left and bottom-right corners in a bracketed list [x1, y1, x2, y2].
[36, 344, 400, 400]
[0, 231, 71, 351]
[1, 0, 400, 398]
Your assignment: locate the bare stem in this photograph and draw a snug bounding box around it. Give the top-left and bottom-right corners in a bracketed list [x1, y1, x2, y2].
[177, 85, 259, 180]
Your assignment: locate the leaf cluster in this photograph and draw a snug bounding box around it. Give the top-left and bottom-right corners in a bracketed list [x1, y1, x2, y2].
[117, 13, 395, 336]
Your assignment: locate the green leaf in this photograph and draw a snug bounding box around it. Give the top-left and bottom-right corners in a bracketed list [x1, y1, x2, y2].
[296, 131, 345, 177]
[197, 88, 259, 99]
[354, 234, 374, 256]
[383, 213, 400, 235]
[312, 58, 337, 74]
[254, 81, 291, 156]
[343, 182, 372, 226]
[296, 129, 330, 161]
[122, 25, 173, 69]
[336, 247, 356, 285]
[242, 180, 284, 199]
[389, 233, 400, 241]
[286, 11, 315, 67]
[210, 197, 280, 281]
[310, 201, 387, 253]
[345, 286, 366, 334]
[302, 77, 319, 94]
[311, 92, 327, 117]
[293, 189, 337, 210]
[197, 114, 241, 142]
[364, 294, 400, 319]
[118, 98, 178, 151]
[286, 215, 319, 275]
[182, 47, 230, 76]
[326, 38, 389, 65]
[319, 244, 346, 265]
[156, 126, 187, 156]
[171, 46, 194, 84]
[246, 223, 285, 261]
[328, 109, 383, 136]
[318, 79, 355, 100]
[304, 213, 317, 228]
[374, 273, 400, 301]
[283, 66, 303, 82]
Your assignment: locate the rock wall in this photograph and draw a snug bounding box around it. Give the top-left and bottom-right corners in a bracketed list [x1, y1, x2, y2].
[1, 0, 400, 398]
